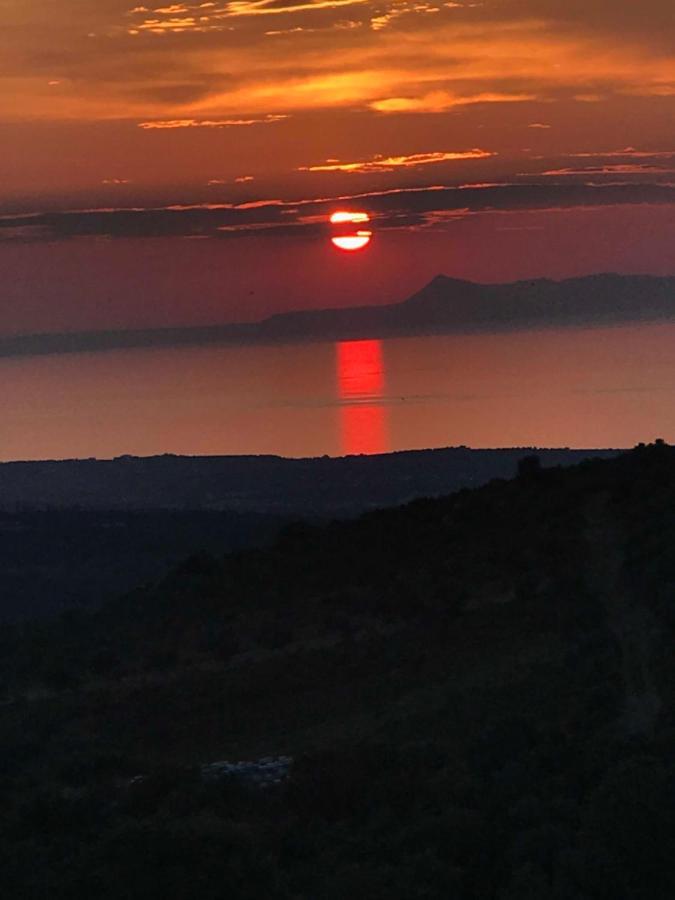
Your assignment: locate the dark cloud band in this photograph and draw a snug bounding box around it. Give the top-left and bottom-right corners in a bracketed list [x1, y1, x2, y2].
[2, 181, 675, 242]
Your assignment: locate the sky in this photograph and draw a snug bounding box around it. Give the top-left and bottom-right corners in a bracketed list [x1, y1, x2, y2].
[2, 0, 674, 336]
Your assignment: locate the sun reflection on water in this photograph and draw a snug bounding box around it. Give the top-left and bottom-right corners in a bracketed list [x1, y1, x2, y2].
[336, 339, 388, 456]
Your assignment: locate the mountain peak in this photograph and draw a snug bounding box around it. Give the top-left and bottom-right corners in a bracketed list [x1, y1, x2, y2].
[425, 273, 476, 287]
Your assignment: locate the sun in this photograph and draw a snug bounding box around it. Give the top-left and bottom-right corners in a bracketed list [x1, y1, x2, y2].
[332, 232, 372, 251]
[330, 210, 372, 251]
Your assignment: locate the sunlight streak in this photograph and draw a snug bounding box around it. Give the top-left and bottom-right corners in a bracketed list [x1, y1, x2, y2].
[337, 339, 388, 455]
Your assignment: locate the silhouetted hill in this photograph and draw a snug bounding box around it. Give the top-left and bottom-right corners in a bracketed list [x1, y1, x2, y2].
[0, 446, 619, 515]
[0, 508, 287, 622]
[1, 273, 674, 357]
[396, 272, 675, 330]
[0, 447, 619, 621]
[0, 447, 619, 622]
[2, 442, 675, 898]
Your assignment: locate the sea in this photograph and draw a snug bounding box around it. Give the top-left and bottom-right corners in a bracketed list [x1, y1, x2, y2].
[3, 321, 675, 461]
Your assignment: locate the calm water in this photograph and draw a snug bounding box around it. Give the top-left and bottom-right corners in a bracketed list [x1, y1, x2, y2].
[3, 323, 675, 461]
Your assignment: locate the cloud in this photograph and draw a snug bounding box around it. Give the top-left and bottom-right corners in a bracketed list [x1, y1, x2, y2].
[214, 0, 371, 16]
[137, 114, 287, 127]
[2, 181, 674, 243]
[265, 26, 308, 35]
[298, 149, 495, 173]
[403, 207, 471, 230]
[2, 0, 673, 140]
[369, 2, 440, 32]
[136, 82, 218, 104]
[539, 164, 675, 177]
[569, 148, 675, 160]
[516, 148, 675, 179]
[0, 224, 56, 242]
[264, 18, 362, 35]
[370, 91, 538, 113]
[2, 0, 675, 217]
[126, 0, 371, 33]
[472, 0, 675, 49]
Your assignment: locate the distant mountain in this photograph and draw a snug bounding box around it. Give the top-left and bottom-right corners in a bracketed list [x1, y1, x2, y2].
[2, 273, 674, 357]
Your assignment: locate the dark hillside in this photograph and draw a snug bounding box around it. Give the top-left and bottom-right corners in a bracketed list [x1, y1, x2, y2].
[0, 446, 620, 622]
[0, 508, 287, 622]
[1, 442, 675, 898]
[0, 445, 618, 515]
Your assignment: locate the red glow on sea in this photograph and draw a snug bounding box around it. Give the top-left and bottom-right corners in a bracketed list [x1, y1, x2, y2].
[336, 339, 388, 455]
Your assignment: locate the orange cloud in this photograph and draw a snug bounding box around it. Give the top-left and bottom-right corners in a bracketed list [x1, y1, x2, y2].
[3, 0, 675, 215]
[4, 1, 674, 126]
[570, 148, 675, 159]
[540, 164, 675, 176]
[299, 149, 495, 173]
[127, 0, 370, 33]
[370, 2, 441, 32]
[371, 91, 538, 113]
[223, 0, 370, 15]
[137, 114, 287, 128]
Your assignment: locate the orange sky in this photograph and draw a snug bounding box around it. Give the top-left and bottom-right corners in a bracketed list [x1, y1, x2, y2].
[1, 0, 674, 333]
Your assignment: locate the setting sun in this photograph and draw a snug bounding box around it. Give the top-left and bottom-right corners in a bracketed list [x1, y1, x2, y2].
[330, 212, 370, 225]
[332, 232, 372, 251]
[330, 211, 372, 251]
